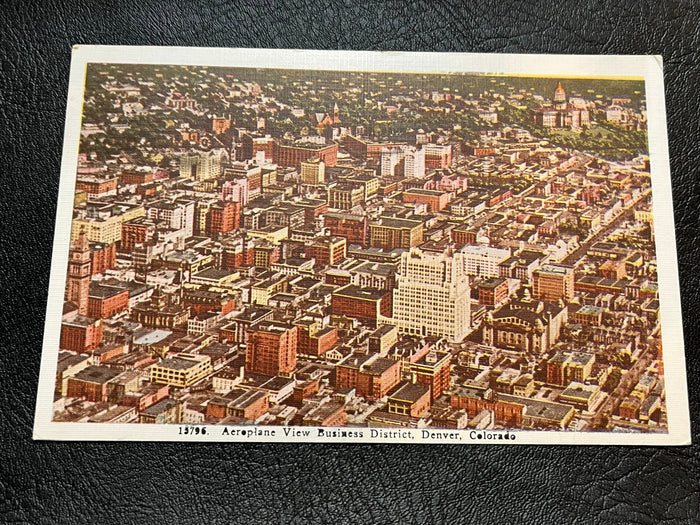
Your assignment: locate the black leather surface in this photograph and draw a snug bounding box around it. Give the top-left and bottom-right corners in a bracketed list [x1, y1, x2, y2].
[2, 1, 698, 523]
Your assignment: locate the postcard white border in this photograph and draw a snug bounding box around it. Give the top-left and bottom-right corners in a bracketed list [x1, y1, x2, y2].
[34, 46, 690, 445]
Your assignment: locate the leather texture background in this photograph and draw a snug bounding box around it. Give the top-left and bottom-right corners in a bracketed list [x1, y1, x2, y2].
[1, 1, 698, 523]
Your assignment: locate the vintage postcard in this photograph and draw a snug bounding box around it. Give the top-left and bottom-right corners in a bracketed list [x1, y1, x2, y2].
[34, 46, 689, 444]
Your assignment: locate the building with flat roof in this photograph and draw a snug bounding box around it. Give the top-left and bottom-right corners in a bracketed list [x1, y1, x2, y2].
[139, 398, 182, 424]
[60, 315, 103, 353]
[245, 322, 298, 376]
[533, 263, 575, 302]
[387, 381, 431, 417]
[335, 353, 402, 401]
[370, 217, 424, 250]
[66, 366, 122, 402]
[391, 247, 471, 342]
[149, 354, 212, 388]
[461, 244, 511, 278]
[331, 284, 392, 327]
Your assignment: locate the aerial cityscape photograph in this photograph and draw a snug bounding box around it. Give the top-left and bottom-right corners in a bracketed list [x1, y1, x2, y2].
[48, 59, 667, 437]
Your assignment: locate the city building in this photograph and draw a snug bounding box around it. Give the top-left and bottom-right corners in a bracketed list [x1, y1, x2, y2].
[402, 188, 450, 212]
[533, 264, 575, 302]
[329, 183, 364, 210]
[406, 347, 452, 402]
[323, 212, 368, 246]
[331, 285, 392, 327]
[300, 158, 325, 185]
[381, 145, 425, 178]
[482, 297, 568, 354]
[335, 353, 402, 400]
[65, 230, 92, 315]
[306, 236, 347, 266]
[207, 201, 241, 236]
[274, 142, 338, 169]
[180, 150, 222, 181]
[387, 381, 431, 417]
[391, 246, 471, 342]
[461, 244, 512, 278]
[149, 353, 213, 388]
[423, 143, 453, 170]
[369, 218, 423, 250]
[478, 277, 509, 306]
[66, 366, 122, 402]
[245, 321, 298, 376]
[546, 351, 595, 387]
[60, 315, 103, 353]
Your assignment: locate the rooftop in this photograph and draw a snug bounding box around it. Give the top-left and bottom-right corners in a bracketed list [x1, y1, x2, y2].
[72, 366, 121, 385]
[389, 381, 430, 403]
[333, 284, 387, 301]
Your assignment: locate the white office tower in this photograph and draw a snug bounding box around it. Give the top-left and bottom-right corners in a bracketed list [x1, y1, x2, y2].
[380, 145, 425, 178]
[391, 246, 471, 342]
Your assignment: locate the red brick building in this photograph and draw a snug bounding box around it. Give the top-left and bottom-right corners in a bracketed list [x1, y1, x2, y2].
[295, 199, 328, 226]
[450, 388, 525, 427]
[306, 236, 347, 267]
[182, 288, 237, 316]
[292, 379, 320, 406]
[424, 144, 453, 170]
[323, 212, 368, 246]
[208, 201, 241, 236]
[302, 401, 347, 426]
[121, 383, 170, 412]
[60, 315, 103, 353]
[407, 349, 452, 402]
[212, 116, 231, 135]
[294, 320, 339, 358]
[66, 366, 121, 402]
[324, 269, 352, 287]
[343, 135, 405, 161]
[463, 145, 496, 156]
[335, 354, 401, 400]
[387, 381, 431, 417]
[121, 217, 156, 252]
[478, 277, 509, 306]
[121, 171, 154, 186]
[533, 264, 575, 302]
[206, 388, 270, 421]
[274, 142, 338, 169]
[451, 224, 477, 246]
[89, 242, 116, 275]
[245, 322, 298, 376]
[87, 284, 129, 319]
[91, 343, 127, 364]
[402, 188, 450, 212]
[331, 285, 392, 327]
[74, 177, 118, 197]
[240, 134, 274, 162]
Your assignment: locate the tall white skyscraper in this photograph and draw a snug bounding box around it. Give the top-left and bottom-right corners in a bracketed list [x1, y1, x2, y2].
[390, 246, 471, 342]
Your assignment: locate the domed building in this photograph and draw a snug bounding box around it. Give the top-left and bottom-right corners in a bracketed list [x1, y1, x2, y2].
[534, 81, 590, 129]
[481, 294, 568, 353]
[553, 81, 567, 107]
